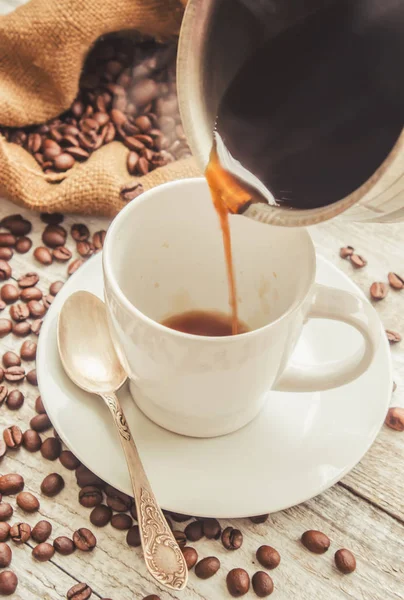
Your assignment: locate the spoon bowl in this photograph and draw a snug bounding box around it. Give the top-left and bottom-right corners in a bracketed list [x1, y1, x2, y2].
[58, 291, 126, 393]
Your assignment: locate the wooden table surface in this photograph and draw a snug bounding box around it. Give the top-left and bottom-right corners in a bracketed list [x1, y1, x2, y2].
[0, 2, 403, 600]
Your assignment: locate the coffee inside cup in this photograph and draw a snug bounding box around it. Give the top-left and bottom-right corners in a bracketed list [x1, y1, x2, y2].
[161, 309, 250, 337]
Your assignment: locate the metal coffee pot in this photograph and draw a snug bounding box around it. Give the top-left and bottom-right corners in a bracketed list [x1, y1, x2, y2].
[177, 0, 404, 226]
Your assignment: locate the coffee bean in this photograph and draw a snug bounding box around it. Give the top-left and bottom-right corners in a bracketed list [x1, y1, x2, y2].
[120, 182, 144, 203]
[385, 406, 404, 431]
[166, 511, 191, 523]
[0, 571, 18, 595]
[40, 294, 53, 310]
[2, 352, 21, 368]
[334, 548, 356, 574]
[68, 258, 84, 276]
[31, 413, 51, 432]
[0, 260, 11, 281]
[172, 530, 187, 548]
[20, 340, 37, 361]
[4, 366, 25, 382]
[31, 319, 43, 336]
[202, 518, 221, 539]
[226, 568, 250, 597]
[350, 254, 367, 268]
[73, 528, 96, 551]
[92, 230, 106, 249]
[0, 319, 12, 337]
[182, 546, 198, 570]
[43, 139, 62, 160]
[3, 425, 23, 449]
[185, 520, 204, 542]
[256, 545, 280, 570]
[17, 272, 39, 288]
[0, 523, 10, 542]
[67, 582, 92, 600]
[31, 520, 52, 543]
[23, 429, 42, 452]
[1, 285, 19, 304]
[54, 153, 75, 171]
[12, 321, 31, 337]
[0, 248, 13, 261]
[131, 79, 159, 106]
[370, 282, 388, 300]
[105, 485, 132, 511]
[10, 303, 29, 322]
[126, 525, 141, 547]
[60, 450, 80, 470]
[41, 437, 62, 461]
[40, 213, 64, 225]
[388, 272, 404, 290]
[41, 473, 65, 497]
[222, 527, 243, 550]
[54, 536, 75, 555]
[90, 504, 112, 527]
[111, 513, 132, 530]
[77, 241, 95, 258]
[10, 522, 31, 544]
[28, 300, 46, 319]
[76, 465, 105, 489]
[20, 287, 43, 303]
[134, 115, 152, 133]
[0, 385, 8, 405]
[53, 246, 72, 262]
[71, 224, 90, 242]
[17, 491, 40, 513]
[195, 556, 220, 579]
[0, 543, 11, 567]
[301, 530, 330, 554]
[386, 329, 401, 344]
[34, 246, 53, 265]
[0, 300, 5, 311]
[79, 486, 103, 508]
[0, 233, 16, 248]
[15, 237, 32, 254]
[34, 396, 45, 415]
[110, 108, 126, 127]
[33, 541, 55, 562]
[142, 596, 161, 600]
[0, 474, 24, 495]
[0, 504, 13, 521]
[50, 280, 64, 295]
[127, 151, 139, 174]
[252, 571, 274, 597]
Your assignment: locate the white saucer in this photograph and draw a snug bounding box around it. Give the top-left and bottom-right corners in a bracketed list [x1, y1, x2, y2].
[37, 253, 392, 518]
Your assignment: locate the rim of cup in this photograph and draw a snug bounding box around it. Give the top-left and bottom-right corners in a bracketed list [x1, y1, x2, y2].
[102, 178, 316, 342]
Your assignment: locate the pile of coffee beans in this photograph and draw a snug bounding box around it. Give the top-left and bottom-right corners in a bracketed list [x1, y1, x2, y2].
[0, 34, 190, 178]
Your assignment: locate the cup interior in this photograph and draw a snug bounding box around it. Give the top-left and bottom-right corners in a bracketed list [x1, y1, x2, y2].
[103, 178, 314, 333]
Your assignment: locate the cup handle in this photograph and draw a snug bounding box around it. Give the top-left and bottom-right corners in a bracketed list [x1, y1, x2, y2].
[275, 284, 381, 392]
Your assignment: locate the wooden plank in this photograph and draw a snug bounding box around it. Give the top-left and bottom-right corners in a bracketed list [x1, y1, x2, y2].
[2, 445, 404, 599]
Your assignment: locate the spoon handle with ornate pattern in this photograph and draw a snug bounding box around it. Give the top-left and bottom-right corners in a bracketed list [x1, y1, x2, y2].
[101, 391, 188, 591]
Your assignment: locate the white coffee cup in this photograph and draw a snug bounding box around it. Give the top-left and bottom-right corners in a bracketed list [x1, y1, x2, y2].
[103, 178, 380, 438]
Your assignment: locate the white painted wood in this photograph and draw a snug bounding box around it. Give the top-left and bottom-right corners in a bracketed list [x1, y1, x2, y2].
[0, 0, 403, 597]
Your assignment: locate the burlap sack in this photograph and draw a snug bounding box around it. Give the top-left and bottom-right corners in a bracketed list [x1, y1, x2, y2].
[0, 0, 201, 216]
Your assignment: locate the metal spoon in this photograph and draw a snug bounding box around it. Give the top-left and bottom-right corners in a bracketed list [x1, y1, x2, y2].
[57, 290, 188, 591]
